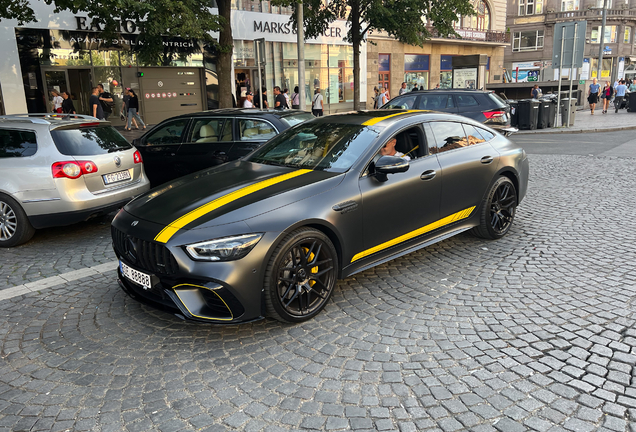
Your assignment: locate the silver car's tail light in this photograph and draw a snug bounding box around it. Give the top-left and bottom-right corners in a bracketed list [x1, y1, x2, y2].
[51, 161, 98, 179]
[133, 150, 143, 164]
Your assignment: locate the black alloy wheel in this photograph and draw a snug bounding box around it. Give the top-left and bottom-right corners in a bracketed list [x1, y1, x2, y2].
[0, 194, 35, 248]
[472, 176, 517, 240]
[264, 228, 338, 322]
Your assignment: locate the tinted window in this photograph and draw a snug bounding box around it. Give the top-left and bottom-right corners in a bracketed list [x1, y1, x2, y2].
[0, 129, 37, 158]
[144, 119, 188, 145]
[239, 119, 277, 141]
[247, 123, 378, 172]
[51, 126, 131, 156]
[462, 124, 487, 146]
[189, 118, 227, 143]
[417, 94, 449, 110]
[280, 113, 314, 127]
[383, 95, 417, 109]
[477, 127, 495, 141]
[456, 94, 479, 108]
[488, 93, 508, 108]
[428, 122, 467, 154]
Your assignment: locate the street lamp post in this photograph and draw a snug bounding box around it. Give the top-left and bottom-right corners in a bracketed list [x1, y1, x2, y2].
[296, 2, 306, 111]
[597, 0, 608, 80]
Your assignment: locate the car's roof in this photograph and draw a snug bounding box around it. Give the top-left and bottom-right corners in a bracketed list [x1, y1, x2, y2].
[169, 108, 311, 120]
[310, 110, 474, 127]
[404, 89, 494, 95]
[0, 114, 108, 128]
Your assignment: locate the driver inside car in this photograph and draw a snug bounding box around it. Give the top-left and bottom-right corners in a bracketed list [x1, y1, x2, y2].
[379, 137, 411, 161]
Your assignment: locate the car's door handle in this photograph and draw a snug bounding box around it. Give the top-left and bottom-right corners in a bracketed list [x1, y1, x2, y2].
[481, 156, 494, 164]
[170, 153, 176, 156]
[420, 170, 436, 180]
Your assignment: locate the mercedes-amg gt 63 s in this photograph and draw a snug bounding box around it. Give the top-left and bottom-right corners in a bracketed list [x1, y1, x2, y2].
[112, 110, 529, 324]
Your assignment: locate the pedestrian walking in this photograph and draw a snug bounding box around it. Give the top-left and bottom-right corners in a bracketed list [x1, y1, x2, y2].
[60, 91, 75, 114]
[373, 87, 380, 109]
[600, 81, 612, 114]
[97, 84, 114, 120]
[125, 89, 146, 130]
[629, 79, 636, 92]
[283, 88, 290, 109]
[614, 79, 627, 112]
[312, 88, 324, 117]
[380, 87, 389, 106]
[121, 88, 139, 129]
[399, 82, 407, 95]
[51, 90, 63, 113]
[588, 78, 600, 115]
[291, 86, 300, 109]
[89, 87, 104, 120]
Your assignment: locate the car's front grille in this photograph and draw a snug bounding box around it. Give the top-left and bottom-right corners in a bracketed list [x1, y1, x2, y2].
[111, 226, 179, 275]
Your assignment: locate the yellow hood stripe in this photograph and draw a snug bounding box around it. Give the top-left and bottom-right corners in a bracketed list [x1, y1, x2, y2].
[362, 110, 423, 126]
[154, 169, 312, 243]
[351, 206, 475, 263]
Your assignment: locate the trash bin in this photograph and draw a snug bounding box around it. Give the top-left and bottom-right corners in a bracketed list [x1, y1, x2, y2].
[508, 100, 519, 127]
[517, 99, 540, 130]
[547, 99, 557, 127]
[560, 98, 576, 126]
[537, 100, 552, 129]
[628, 92, 636, 112]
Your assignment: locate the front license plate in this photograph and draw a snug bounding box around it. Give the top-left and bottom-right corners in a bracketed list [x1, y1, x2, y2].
[120, 260, 152, 290]
[103, 170, 131, 185]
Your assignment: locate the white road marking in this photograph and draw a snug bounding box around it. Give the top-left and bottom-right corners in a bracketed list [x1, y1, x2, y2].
[0, 261, 118, 301]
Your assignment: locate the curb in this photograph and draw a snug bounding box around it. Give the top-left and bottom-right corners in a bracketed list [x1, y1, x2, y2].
[515, 125, 636, 135]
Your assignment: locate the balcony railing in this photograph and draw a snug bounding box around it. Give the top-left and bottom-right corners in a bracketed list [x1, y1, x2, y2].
[546, 8, 636, 21]
[426, 27, 510, 43]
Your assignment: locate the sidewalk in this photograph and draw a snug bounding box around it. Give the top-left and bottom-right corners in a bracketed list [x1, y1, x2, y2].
[115, 125, 152, 142]
[517, 105, 636, 134]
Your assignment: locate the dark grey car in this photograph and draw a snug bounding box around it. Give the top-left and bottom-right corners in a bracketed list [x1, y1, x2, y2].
[381, 89, 511, 131]
[134, 109, 314, 186]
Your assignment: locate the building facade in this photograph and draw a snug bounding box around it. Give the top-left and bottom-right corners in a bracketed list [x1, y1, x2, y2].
[0, 1, 366, 123]
[505, 0, 636, 84]
[366, 0, 510, 108]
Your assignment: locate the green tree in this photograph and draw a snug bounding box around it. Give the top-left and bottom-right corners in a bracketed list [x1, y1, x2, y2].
[273, 0, 475, 110]
[0, 0, 235, 108]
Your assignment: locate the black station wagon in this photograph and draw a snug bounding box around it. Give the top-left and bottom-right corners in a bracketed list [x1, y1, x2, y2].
[133, 109, 314, 186]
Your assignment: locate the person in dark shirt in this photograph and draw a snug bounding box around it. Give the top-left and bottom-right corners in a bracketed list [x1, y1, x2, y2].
[125, 89, 146, 130]
[97, 84, 113, 120]
[274, 86, 287, 110]
[61, 91, 76, 114]
[254, 88, 269, 109]
[89, 87, 104, 120]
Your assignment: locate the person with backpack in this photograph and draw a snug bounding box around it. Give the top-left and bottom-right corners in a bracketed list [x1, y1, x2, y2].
[291, 86, 300, 109]
[97, 84, 114, 120]
[312, 88, 324, 117]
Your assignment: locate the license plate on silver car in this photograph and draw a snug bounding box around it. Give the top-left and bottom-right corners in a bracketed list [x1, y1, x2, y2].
[103, 170, 131, 185]
[120, 261, 152, 290]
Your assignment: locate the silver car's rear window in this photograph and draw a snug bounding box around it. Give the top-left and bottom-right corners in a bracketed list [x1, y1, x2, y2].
[50, 126, 132, 156]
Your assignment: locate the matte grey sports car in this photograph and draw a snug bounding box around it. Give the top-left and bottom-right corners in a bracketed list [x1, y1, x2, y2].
[112, 110, 529, 323]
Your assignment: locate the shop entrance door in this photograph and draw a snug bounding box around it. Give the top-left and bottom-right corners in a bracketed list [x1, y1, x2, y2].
[42, 68, 92, 115]
[42, 69, 68, 113]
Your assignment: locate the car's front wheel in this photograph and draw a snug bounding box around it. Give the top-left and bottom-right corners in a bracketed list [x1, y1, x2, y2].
[0, 194, 35, 247]
[264, 228, 338, 323]
[472, 176, 517, 239]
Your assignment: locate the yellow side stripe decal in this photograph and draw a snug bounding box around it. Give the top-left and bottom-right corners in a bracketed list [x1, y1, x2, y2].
[154, 169, 312, 243]
[351, 206, 476, 263]
[362, 110, 424, 127]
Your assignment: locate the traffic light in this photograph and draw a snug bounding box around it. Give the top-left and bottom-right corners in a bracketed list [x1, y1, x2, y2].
[137, 71, 144, 78]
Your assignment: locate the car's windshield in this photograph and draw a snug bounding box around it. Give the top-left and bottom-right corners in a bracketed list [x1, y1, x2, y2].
[247, 122, 379, 172]
[280, 113, 314, 127]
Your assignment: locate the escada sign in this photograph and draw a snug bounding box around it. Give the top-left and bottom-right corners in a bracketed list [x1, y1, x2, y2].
[253, 20, 342, 38]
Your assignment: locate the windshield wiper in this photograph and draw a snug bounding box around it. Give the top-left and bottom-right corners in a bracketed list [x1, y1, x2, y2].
[108, 146, 131, 153]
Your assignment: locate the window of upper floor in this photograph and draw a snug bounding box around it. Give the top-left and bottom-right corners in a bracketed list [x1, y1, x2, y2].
[561, 0, 580, 11]
[512, 30, 544, 51]
[454, 0, 491, 30]
[625, 26, 631, 43]
[591, 26, 617, 43]
[519, 0, 543, 16]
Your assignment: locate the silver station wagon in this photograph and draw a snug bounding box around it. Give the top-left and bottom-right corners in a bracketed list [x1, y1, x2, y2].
[0, 114, 150, 247]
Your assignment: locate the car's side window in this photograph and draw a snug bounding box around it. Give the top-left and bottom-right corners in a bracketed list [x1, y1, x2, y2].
[417, 94, 448, 110]
[189, 118, 227, 143]
[446, 95, 455, 108]
[144, 119, 189, 145]
[455, 95, 479, 108]
[384, 95, 417, 109]
[462, 124, 488, 145]
[0, 128, 37, 158]
[238, 120, 277, 141]
[476, 127, 495, 141]
[427, 122, 468, 154]
[220, 119, 233, 141]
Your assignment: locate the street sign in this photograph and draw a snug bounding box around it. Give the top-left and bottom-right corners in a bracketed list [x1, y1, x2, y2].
[553, 21, 586, 69]
[254, 38, 266, 66]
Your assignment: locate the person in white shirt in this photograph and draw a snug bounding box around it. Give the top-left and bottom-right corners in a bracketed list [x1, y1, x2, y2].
[381, 88, 389, 106]
[243, 92, 254, 108]
[51, 90, 63, 113]
[283, 88, 291, 109]
[312, 88, 324, 117]
[398, 82, 407, 95]
[379, 137, 411, 161]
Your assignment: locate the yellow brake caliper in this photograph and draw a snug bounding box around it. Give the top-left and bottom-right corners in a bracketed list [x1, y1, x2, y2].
[302, 247, 318, 287]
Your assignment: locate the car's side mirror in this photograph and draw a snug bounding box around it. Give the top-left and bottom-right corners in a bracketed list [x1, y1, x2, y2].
[374, 155, 409, 182]
[132, 138, 141, 146]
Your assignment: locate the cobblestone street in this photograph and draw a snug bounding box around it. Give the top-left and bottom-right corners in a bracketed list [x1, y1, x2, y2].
[1, 150, 635, 431]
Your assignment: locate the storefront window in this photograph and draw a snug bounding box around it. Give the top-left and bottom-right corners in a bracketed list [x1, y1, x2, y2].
[590, 58, 614, 79]
[404, 54, 429, 91]
[94, 67, 123, 117]
[440, 55, 453, 89]
[38, 48, 91, 66]
[119, 51, 137, 66]
[90, 50, 120, 66]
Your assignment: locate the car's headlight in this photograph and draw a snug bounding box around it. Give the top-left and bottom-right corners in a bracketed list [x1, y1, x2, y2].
[184, 234, 263, 261]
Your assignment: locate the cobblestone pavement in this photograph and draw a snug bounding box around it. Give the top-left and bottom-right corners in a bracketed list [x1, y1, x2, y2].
[1, 153, 636, 432]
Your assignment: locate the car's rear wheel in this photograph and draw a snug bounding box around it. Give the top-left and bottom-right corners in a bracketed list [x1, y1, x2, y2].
[472, 176, 517, 240]
[264, 228, 338, 323]
[0, 194, 35, 247]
